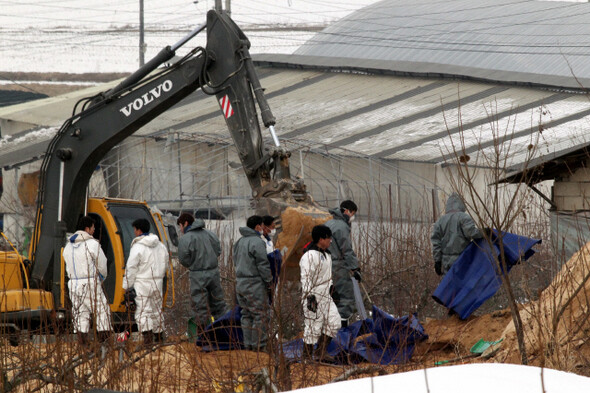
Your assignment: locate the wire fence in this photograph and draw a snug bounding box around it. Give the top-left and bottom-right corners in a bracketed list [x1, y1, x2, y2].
[93, 131, 440, 223]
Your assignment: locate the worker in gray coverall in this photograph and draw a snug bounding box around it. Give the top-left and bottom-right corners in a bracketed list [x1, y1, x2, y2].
[177, 213, 228, 333]
[233, 215, 273, 351]
[324, 200, 361, 327]
[431, 192, 483, 276]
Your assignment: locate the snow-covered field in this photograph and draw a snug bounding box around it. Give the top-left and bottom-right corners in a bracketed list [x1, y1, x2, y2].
[0, 0, 378, 74]
[1, 28, 317, 74]
[1, 0, 587, 74]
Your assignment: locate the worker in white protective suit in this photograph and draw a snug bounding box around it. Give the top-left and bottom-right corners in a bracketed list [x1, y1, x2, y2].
[63, 215, 112, 347]
[300, 224, 341, 362]
[122, 218, 169, 346]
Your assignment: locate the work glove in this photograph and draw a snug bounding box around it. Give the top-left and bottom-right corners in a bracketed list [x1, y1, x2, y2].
[306, 294, 318, 313]
[351, 268, 362, 283]
[434, 260, 443, 276]
[123, 288, 137, 312]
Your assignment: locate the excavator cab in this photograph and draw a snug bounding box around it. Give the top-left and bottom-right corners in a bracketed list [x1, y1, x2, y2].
[0, 197, 173, 339]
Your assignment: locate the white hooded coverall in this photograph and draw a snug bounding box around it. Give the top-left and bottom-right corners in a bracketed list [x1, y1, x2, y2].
[123, 233, 168, 333]
[300, 246, 341, 344]
[63, 230, 112, 333]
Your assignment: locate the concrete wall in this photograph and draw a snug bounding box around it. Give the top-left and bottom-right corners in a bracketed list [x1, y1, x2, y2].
[550, 160, 590, 263]
[0, 119, 36, 137]
[553, 161, 590, 211]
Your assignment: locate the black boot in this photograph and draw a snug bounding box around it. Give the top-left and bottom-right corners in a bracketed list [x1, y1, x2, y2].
[98, 331, 112, 345]
[78, 332, 90, 348]
[155, 332, 165, 343]
[314, 334, 335, 363]
[142, 330, 154, 347]
[302, 343, 314, 360]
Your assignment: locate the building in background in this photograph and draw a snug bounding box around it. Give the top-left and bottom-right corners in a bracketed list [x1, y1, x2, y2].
[2, 0, 590, 267]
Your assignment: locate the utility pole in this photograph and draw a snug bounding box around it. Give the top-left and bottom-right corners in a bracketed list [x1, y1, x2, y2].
[215, 0, 222, 12]
[139, 0, 146, 66]
[225, 0, 231, 16]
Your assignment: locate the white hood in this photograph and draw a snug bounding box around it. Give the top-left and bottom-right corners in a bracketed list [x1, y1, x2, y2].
[131, 233, 161, 248]
[68, 230, 95, 248]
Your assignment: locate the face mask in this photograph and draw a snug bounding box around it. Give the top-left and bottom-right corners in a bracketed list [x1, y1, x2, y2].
[269, 229, 276, 237]
[348, 215, 356, 223]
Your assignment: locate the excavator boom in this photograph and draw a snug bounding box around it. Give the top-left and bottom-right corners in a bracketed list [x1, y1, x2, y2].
[28, 10, 311, 304]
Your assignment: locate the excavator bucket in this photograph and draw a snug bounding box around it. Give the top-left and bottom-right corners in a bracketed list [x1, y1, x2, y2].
[274, 205, 332, 281]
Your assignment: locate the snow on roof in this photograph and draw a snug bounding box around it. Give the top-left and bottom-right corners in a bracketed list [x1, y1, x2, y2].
[2, 66, 590, 171]
[0, 127, 58, 169]
[4, 1, 590, 172]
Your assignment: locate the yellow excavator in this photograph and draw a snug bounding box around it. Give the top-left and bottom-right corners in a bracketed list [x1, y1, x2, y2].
[0, 10, 326, 342]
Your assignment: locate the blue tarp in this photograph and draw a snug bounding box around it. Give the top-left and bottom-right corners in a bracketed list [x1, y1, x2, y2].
[196, 305, 428, 365]
[432, 230, 541, 320]
[268, 249, 282, 286]
[195, 306, 244, 351]
[282, 305, 428, 365]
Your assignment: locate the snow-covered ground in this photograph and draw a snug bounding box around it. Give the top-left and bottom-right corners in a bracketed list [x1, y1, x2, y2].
[285, 363, 590, 393]
[0, 0, 379, 74]
[1, 28, 313, 73]
[1, 0, 587, 74]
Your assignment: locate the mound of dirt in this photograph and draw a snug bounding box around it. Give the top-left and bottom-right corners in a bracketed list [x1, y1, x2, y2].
[412, 309, 512, 367]
[496, 241, 590, 373]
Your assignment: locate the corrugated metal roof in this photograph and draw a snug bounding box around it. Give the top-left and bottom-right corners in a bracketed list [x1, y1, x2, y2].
[293, 0, 590, 89]
[2, 67, 590, 174]
[3, 1, 590, 186]
[0, 80, 120, 126]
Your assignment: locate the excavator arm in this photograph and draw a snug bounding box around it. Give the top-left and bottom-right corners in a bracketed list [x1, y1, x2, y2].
[29, 10, 309, 299]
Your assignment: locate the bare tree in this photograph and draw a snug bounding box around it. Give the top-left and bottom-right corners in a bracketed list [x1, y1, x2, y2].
[440, 96, 550, 365]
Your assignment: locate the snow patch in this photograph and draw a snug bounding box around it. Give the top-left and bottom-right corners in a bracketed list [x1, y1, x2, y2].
[0, 127, 59, 148]
[285, 363, 590, 393]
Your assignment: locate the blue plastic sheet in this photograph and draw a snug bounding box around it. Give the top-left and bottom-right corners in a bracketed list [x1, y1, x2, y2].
[268, 249, 282, 286]
[282, 305, 428, 365]
[197, 305, 428, 365]
[432, 230, 541, 320]
[195, 306, 244, 351]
